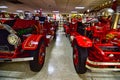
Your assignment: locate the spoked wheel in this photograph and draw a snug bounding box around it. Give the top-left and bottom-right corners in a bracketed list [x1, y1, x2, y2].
[29, 39, 46, 72]
[73, 42, 88, 74]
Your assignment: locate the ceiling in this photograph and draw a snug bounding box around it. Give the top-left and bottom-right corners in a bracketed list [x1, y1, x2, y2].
[0, 0, 119, 14]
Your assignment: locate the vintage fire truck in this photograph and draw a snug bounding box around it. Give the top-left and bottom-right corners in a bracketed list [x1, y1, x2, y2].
[0, 18, 57, 72]
[64, 8, 120, 74]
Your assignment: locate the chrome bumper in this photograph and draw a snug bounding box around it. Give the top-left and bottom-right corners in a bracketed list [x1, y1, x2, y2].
[86, 58, 120, 71]
[0, 57, 33, 62]
[87, 58, 120, 66]
[86, 65, 120, 71]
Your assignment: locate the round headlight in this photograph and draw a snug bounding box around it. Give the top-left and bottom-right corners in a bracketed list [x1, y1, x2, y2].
[7, 34, 20, 45]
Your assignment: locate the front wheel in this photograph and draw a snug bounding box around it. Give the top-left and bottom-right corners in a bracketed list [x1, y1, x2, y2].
[73, 42, 88, 74]
[29, 40, 46, 72]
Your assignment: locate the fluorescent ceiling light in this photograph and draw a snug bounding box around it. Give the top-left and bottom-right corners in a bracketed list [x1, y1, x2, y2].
[37, 10, 40, 12]
[71, 11, 77, 13]
[0, 6, 8, 8]
[16, 10, 23, 12]
[13, 12, 19, 14]
[52, 11, 59, 13]
[42, 12, 47, 14]
[0, 10, 7, 12]
[75, 6, 85, 9]
[113, 0, 116, 2]
[34, 10, 41, 13]
[25, 12, 31, 14]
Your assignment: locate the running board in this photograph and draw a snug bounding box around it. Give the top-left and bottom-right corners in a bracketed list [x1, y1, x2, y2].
[0, 57, 33, 62]
[86, 65, 120, 71]
[87, 58, 120, 66]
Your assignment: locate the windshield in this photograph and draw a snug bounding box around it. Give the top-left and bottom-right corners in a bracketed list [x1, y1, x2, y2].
[0, 24, 16, 34]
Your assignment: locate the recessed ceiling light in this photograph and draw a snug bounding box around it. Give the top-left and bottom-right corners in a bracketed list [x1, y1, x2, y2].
[0, 6, 8, 8]
[71, 11, 77, 13]
[16, 10, 23, 12]
[52, 11, 59, 13]
[25, 12, 31, 14]
[113, 0, 116, 2]
[13, 12, 19, 14]
[75, 6, 85, 9]
[0, 10, 7, 12]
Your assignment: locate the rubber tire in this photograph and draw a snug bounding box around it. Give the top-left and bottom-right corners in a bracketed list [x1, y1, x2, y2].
[73, 42, 88, 74]
[53, 29, 57, 39]
[29, 40, 46, 72]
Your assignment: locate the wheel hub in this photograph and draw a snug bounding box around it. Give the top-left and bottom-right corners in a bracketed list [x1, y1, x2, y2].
[39, 44, 45, 64]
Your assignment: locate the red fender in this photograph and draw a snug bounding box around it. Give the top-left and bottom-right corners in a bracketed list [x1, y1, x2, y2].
[22, 34, 43, 50]
[64, 25, 70, 34]
[75, 35, 92, 47]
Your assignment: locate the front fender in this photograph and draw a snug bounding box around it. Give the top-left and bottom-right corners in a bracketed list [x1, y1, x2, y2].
[64, 25, 70, 34]
[75, 35, 92, 47]
[22, 34, 43, 50]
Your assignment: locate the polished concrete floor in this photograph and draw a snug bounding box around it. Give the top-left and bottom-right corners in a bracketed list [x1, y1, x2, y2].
[0, 28, 120, 80]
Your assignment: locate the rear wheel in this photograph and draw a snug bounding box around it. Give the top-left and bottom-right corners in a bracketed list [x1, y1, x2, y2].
[73, 41, 88, 74]
[29, 40, 46, 72]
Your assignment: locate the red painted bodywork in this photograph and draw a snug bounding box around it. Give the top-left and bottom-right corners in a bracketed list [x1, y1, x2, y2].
[64, 21, 92, 48]
[86, 19, 120, 68]
[0, 18, 57, 60]
[71, 32, 92, 47]
[22, 34, 43, 50]
[75, 35, 92, 47]
[66, 13, 120, 70]
[63, 22, 77, 35]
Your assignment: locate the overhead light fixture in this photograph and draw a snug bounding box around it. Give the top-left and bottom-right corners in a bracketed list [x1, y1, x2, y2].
[16, 10, 23, 12]
[42, 12, 47, 15]
[13, 12, 19, 14]
[34, 9, 43, 13]
[105, 2, 108, 5]
[0, 10, 7, 12]
[37, 10, 40, 12]
[109, 1, 111, 3]
[0, 6, 8, 8]
[25, 12, 31, 14]
[75, 6, 85, 9]
[87, 9, 90, 12]
[71, 11, 77, 13]
[34, 10, 37, 13]
[113, 0, 116, 2]
[52, 11, 59, 13]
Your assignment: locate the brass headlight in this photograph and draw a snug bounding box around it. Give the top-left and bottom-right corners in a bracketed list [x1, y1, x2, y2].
[7, 34, 20, 45]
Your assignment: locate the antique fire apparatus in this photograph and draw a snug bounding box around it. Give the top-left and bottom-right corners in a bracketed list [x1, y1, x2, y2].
[64, 8, 120, 74]
[0, 17, 57, 72]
